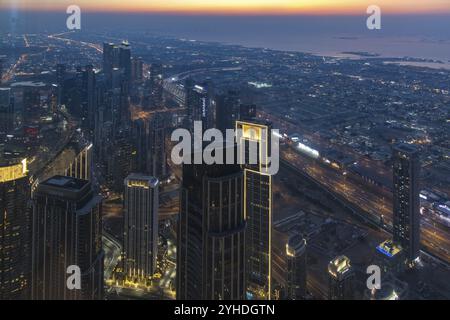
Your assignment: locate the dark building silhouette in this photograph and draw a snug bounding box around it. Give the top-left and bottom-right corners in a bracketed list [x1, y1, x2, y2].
[0, 88, 14, 134]
[149, 63, 163, 110]
[131, 57, 143, 83]
[392, 143, 421, 264]
[285, 235, 307, 300]
[177, 95, 246, 299]
[31, 176, 103, 300]
[177, 156, 246, 300]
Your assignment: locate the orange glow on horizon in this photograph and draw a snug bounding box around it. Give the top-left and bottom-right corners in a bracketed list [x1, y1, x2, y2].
[1, 0, 449, 15]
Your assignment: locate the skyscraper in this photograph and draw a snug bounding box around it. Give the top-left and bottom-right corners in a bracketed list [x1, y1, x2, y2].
[65, 143, 93, 181]
[184, 79, 212, 132]
[0, 88, 14, 134]
[119, 42, 132, 89]
[123, 174, 159, 285]
[55, 64, 66, 106]
[131, 115, 167, 179]
[0, 58, 3, 84]
[148, 113, 167, 179]
[82, 65, 96, 130]
[285, 235, 307, 300]
[0, 158, 31, 299]
[131, 57, 143, 83]
[328, 255, 354, 300]
[215, 89, 240, 133]
[31, 176, 103, 300]
[177, 157, 246, 300]
[392, 143, 421, 264]
[149, 63, 163, 110]
[103, 42, 117, 86]
[236, 119, 273, 300]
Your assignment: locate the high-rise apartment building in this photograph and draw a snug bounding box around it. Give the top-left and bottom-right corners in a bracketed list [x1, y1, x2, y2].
[31, 176, 103, 300]
[392, 143, 421, 264]
[0, 158, 31, 299]
[123, 174, 159, 284]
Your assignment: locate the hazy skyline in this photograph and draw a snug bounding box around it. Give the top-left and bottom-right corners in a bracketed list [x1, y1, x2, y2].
[1, 0, 450, 15]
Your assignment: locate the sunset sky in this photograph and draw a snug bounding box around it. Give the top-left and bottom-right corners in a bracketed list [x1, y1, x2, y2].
[1, 0, 450, 15]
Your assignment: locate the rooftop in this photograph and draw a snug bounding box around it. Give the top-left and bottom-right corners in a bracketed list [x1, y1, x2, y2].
[394, 143, 419, 155]
[42, 175, 89, 191]
[125, 173, 159, 189]
[286, 234, 306, 257]
[328, 255, 352, 279]
[377, 239, 403, 258]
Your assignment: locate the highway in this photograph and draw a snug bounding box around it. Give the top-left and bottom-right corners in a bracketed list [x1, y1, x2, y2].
[103, 231, 122, 281]
[278, 135, 450, 264]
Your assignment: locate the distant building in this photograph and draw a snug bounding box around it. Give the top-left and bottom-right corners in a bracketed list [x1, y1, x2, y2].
[392, 143, 421, 264]
[0, 88, 14, 134]
[0, 58, 3, 84]
[328, 255, 355, 300]
[0, 158, 31, 299]
[103, 42, 117, 87]
[55, 63, 66, 106]
[119, 42, 131, 89]
[184, 79, 212, 131]
[123, 174, 159, 284]
[149, 63, 163, 110]
[65, 143, 93, 181]
[131, 57, 143, 82]
[31, 176, 103, 300]
[82, 65, 96, 130]
[131, 114, 167, 179]
[148, 114, 167, 179]
[215, 89, 241, 132]
[285, 235, 307, 300]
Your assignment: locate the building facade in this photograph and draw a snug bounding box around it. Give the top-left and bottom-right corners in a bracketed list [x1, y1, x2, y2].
[0, 158, 31, 299]
[31, 176, 103, 300]
[123, 174, 159, 284]
[392, 143, 421, 264]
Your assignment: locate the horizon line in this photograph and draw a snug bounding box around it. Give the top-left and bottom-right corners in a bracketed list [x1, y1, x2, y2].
[2, 6, 450, 16]
[2, 8, 450, 16]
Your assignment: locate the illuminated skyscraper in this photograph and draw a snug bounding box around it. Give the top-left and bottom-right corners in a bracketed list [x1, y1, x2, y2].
[285, 235, 307, 300]
[328, 255, 354, 300]
[392, 143, 420, 264]
[236, 120, 273, 300]
[177, 157, 246, 300]
[123, 174, 159, 284]
[31, 176, 103, 300]
[0, 158, 31, 299]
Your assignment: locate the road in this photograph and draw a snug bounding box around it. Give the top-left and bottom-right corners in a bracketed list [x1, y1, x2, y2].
[279, 142, 450, 264]
[103, 231, 122, 280]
